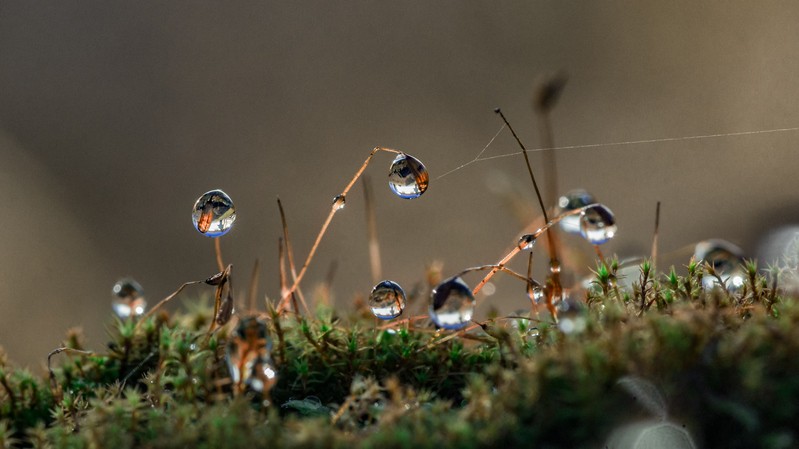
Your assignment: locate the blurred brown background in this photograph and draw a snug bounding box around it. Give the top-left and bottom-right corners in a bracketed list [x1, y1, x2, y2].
[1, 1, 798, 368]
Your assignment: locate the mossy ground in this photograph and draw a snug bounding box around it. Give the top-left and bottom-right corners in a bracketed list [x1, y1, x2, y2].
[1, 259, 798, 448]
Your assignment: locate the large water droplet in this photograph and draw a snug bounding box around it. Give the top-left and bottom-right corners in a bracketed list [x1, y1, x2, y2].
[429, 277, 475, 330]
[518, 234, 536, 250]
[695, 239, 746, 292]
[580, 204, 617, 245]
[192, 189, 236, 237]
[112, 278, 146, 318]
[556, 189, 596, 234]
[388, 154, 429, 199]
[368, 280, 406, 320]
[226, 317, 277, 394]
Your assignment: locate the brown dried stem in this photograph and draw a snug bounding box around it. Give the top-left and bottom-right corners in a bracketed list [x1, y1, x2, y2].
[362, 175, 382, 283]
[280, 147, 403, 305]
[214, 237, 224, 272]
[276, 198, 310, 314]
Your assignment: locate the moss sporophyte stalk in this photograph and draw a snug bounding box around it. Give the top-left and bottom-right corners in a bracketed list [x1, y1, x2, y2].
[2, 98, 799, 448]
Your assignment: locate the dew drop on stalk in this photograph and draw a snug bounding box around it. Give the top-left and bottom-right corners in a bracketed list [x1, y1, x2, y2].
[429, 277, 475, 330]
[191, 189, 236, 237]
[388, 153, 429, 199]
[332, 194, 346, 210]
[226, 317, 278, 394]
[580, 204, 617, 245]
[368, 280, 406, 320]
[528, 284, 545, 304]
[112, 278, 146, 318]
[556, 189, 596, 234]
[518, 233, 536, 250]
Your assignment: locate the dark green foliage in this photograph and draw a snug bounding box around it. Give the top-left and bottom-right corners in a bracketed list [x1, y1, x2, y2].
[1, 261, 798, 448]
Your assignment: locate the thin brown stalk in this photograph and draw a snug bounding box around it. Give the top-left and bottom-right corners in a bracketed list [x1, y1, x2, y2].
[650, 201, 661, 272]
[276, 198, 310, 314]
[48, 347, 95, 393]
[495, 108, 563, 316]
[472, 205, 595, 296]
[214, 237, 224, 272]
[247, 258, 260, 312]
[135, 280, 203, 332]
[377, 314, 430, 330]
[280, 147, 402, 305]
[362, 175, 382, 283]
[593, 245, 606, 267]
[278, 237, 287, 297]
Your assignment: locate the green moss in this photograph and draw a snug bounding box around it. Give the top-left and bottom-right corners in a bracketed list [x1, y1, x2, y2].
[0, 262, 798, 448]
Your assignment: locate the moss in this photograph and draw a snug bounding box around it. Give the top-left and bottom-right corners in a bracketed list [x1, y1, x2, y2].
[0, 262, 798, 448]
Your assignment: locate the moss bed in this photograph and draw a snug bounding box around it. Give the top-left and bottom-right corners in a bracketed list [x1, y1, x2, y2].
[1, 259, 798, 448]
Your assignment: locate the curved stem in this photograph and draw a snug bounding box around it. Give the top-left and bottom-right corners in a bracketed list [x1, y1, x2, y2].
[134, 281, 203, 333]
[472, 203, 601, 296]
[456, 264, 541, 290]
[276, 198, 310, 315]
[280, 147, 403, 306]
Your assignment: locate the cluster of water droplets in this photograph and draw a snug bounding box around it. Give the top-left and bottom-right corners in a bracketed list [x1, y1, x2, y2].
[225, 317, 278, 395]
[368, 280, 407, 320]
[388, 154, 429, 199]
[429, 277, 475, 330]
[111, 278, 146, 319]
[191, 189, 236, 237]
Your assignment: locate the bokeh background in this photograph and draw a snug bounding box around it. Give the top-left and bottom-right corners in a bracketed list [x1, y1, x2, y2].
[1, 1, 798, 368]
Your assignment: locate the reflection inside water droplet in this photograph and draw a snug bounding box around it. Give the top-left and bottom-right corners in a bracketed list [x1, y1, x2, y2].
[192, 189, 236, 237]
[332, 194, 346, 210]
[368, 280, 406, 320]
[556, 189, 596, 234]
[580, 204, 617, 245]
[695, 239, 746, 292]
[112, 278, 146, 319]
[518, 234, 536, 250]
[528, 284, 545, 304]
[226, 317, 277, 394]
[557, 296, 587, 334]
[388, 154, 429, 199]
[429, 277, 475, 330]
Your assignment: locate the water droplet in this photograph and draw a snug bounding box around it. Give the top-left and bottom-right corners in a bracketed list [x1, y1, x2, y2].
[580, 204, 617, 245]
[332, 194, 346, 210]
[556, 296, 587, 334]
[388, 153, 429, 199]
[528, 284, 545, 304]
[368, 280, 406, 320]
[695, 239, 746, 292]
[518, 234, 536, 250]
[694, 239, 744, 272]
[112, 278, 146, 319]
[226, 317, 277, 394]
[429, 277, 475, 330]
[556, 189, 596, 234]
[191, 189, 236, 237]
